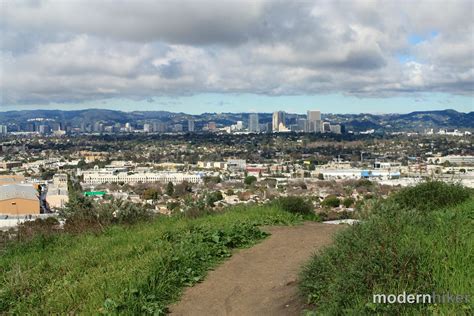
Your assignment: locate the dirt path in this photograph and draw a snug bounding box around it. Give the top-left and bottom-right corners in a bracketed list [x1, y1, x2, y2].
[170, 222, 344, 316]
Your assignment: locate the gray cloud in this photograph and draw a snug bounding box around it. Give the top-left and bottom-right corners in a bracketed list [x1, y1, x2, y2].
[1, 0, 473, 105]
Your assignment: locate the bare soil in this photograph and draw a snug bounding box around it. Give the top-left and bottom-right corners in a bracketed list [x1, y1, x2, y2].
[170, 222, 344, 316]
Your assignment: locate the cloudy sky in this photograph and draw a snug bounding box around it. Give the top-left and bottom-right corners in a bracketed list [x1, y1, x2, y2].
[1, 0, 473, 113]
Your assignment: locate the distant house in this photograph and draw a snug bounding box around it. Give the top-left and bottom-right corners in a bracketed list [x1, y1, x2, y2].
[0, 184, 40, 215]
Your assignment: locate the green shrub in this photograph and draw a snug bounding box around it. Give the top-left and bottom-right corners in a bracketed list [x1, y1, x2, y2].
[356, 179, 373, 187]
[274, 196, 313, 215]
[206, 191, 223, 207]
[342, 197, 355, 208]
[17, 217, 61, 241]
[300, 182, 474, 315]
[321, 195, 340, 208]
[392, 180, 471, 212]
[244, 175, 257, 186]
[59, 197, 153, 233]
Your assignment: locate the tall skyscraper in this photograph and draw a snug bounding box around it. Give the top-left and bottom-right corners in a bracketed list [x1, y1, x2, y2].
[272, 111, 286, 132]
[153, 122, 167, 133]
[143, 123, 151, 133]
[307, 110, 321, 133]
[188, 120, 195, 132]
[297, 118, 308, 132]
[248, 113, 259, 132]
[0, 125, 7, 135]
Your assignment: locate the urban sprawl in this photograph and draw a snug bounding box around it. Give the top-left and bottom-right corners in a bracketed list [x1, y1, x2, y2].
[0, 109, 473, 230]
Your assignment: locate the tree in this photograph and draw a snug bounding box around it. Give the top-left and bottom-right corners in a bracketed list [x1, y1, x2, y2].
[174, 181, 193, 197]
[206, 191, 223, 207]
[275, 196, 313, 215]
[166, 181, 174, 196]
[77, 159, 87, 169]
[317, 173, 325, 180]
[244, 175, 257, 186]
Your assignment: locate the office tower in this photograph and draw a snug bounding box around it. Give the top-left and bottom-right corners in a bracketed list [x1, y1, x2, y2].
[0, 125, 7, 135]
[153, 122, 167, 133]
[322, 121, 331, 133]
[188, 120, 195, 132]
[39, 125, 49, 134]
[143, 123, 151, 133]
[174, 124, 183, 132]
[330, 124, 342, 134]
[307, 110, 321, 133]
[125, 122, 133, 132]
[93, 121, 103, 133]
[248, 113, 259, 132]
[297, 118, 308, 132]
[272, 111, 286, 132]
[208, 122, 217, 131]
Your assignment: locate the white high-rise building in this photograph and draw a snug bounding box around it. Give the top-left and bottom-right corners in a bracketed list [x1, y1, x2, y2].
[143, 123, 151, 133]
[188, 120, 195, 132]
[272, 111, 286, 132]
[307, 110, 321, 133]
[322, 121, 331, 133]
[248, 113, 260, 132]
[0, 125, 7, 135]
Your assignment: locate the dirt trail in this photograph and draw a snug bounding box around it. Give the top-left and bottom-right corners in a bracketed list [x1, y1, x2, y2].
[170, 222, 344, 316]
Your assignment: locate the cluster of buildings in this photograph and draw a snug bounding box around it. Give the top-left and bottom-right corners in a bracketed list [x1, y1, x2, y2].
[1, 110, 345, 136]
[426, 128, 472, 136]
[222, 110, 342, 134]
[271, 110, 342, 133]
[128, 110, 342, 135]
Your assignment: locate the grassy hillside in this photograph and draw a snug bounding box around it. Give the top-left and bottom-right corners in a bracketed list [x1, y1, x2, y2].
[300, 182, 473, 315]
[0, 204, 303, 314]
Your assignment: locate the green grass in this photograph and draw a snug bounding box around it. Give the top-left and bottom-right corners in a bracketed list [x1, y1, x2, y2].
[300, 182, 474, 315]
[0, 204, 303, 314]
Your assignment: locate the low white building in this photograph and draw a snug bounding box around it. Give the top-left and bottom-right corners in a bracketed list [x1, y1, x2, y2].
[82, 168, 203, 185]
[427, 155, 474, 165]
[312, 169, 400, 180]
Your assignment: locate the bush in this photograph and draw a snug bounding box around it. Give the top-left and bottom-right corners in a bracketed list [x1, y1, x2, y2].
[206, 191, 224, 207]
[17, 217, 61, 241]
[391, 180, 471, 212]
[356, 179, 373, 188]
[321, 195, 340, 208]
[244, 175, 257, 186]
[300, 183, 474, 315]
[342, 197, 355, 208]
[274, 196, 313, 215]
[59, 196, 153, 233]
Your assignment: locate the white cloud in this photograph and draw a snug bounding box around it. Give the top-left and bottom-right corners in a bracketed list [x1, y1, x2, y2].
[1, 0, 473, 105]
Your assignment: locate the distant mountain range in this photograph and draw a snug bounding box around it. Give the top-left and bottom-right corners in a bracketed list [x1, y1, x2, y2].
[0, 109, 472, 132]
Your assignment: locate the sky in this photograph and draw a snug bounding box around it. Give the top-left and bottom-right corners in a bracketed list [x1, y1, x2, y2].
[1, 0, 473, 114]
